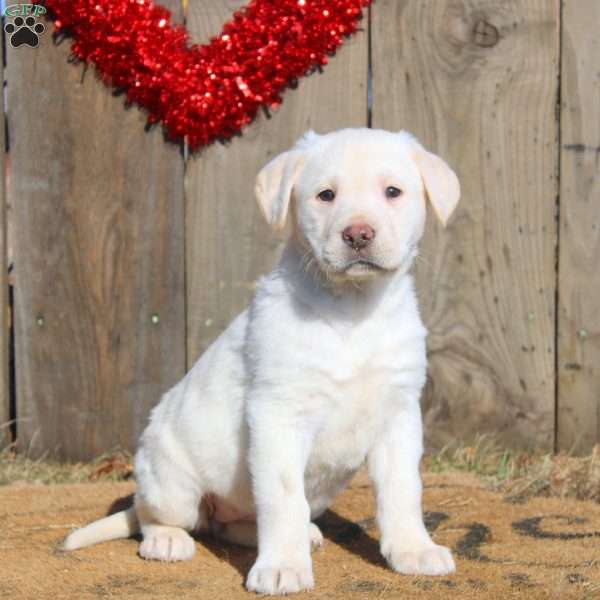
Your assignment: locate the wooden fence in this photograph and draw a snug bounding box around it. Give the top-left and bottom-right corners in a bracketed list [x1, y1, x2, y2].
[1, 0, 598, 460]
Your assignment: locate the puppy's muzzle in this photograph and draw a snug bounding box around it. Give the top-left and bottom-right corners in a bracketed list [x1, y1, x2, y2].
[342, 223, 376, 251]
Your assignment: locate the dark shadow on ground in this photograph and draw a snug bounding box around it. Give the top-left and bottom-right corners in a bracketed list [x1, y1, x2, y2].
[316, 509, 386, 568]
[196, 532, 256, 580]
[108, 493, 134, 515]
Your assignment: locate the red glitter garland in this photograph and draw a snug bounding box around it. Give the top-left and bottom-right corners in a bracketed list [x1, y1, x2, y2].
[37, 0, 371, 149]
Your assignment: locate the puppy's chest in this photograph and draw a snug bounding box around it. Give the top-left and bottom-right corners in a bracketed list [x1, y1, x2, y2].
[310, 365, 394, 470]
[305, 326, 409, 441]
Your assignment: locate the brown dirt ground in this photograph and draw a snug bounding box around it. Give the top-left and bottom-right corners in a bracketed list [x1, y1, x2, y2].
[1, 470, 600, 599]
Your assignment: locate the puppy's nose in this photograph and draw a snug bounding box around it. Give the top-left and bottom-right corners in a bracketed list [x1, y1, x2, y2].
[342, 223, 375, 250]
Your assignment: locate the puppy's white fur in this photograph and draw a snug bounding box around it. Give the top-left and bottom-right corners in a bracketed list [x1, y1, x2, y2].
[64, 128, 460, 595]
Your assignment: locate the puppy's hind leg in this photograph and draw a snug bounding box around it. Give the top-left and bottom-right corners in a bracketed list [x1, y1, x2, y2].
[138, 524, 197, 562]
[309, 522, 324, 550]
[134, 459, 204, 562]
[136, 491, 201, 562]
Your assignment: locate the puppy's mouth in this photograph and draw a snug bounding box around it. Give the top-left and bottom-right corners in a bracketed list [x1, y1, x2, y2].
[318, 253, 394, 279]
[343, 258, 385, 272]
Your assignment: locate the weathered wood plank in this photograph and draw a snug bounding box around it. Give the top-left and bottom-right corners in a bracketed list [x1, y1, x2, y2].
[185, 1, 368, 363]
[372, 0, 559, 449]
[0, 40, 9, 447]
[7, 1, 185, 460]
[557, 0, 600, 453]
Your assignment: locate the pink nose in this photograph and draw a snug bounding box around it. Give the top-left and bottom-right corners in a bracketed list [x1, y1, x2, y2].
[342, 223, 376, 250]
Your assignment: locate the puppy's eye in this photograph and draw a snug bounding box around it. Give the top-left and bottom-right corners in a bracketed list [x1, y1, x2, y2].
[385, 186, 403, 199]
[317, 189, 335, 202]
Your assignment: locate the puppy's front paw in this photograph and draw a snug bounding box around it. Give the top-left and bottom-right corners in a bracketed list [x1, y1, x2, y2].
[246, 561, 314, 595]
[384, 543, 455, 576]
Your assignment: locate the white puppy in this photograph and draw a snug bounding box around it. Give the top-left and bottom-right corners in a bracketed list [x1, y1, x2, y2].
[64, 128, 460, 595]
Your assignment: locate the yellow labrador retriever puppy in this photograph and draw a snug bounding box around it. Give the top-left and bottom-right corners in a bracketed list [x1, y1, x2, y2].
[64, 128, 460, 595]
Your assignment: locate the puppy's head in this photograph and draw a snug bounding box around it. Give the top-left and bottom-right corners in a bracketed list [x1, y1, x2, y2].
[255, 128, 459, 283]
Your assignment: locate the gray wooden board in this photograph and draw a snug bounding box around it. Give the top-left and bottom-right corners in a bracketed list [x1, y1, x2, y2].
[372, 0, 559, 449]
[7, 1, 185, 460]
[557, 0, 600, 453]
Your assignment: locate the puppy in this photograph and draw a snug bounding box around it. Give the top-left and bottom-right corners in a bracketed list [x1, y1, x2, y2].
[64, 128, 460, 595]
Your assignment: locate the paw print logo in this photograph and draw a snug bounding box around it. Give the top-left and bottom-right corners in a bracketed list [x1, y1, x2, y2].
[4, 15, 45, 48]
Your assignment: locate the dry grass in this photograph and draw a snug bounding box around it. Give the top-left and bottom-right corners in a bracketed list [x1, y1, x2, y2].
[0, 442, 133, 486]
[2, 434, 600, 503]
[426, 435, 600, 502]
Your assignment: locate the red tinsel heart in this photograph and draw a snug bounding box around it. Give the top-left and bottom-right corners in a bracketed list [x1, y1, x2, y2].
[37, 0, 371, 150]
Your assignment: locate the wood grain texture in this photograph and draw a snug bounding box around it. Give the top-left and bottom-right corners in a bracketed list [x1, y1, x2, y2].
[557, 0, 600, 453]
[7, 1, 185, 460]
[372, 0, 559, 449]
[0, 41, 8, 446]
[185, 0, 368, 363]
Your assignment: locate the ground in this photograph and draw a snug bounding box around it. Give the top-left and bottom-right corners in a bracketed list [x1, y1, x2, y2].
[2, 468, 600, 599]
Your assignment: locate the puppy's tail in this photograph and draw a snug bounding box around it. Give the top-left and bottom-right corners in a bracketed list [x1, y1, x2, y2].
[62, 507, 139, 551]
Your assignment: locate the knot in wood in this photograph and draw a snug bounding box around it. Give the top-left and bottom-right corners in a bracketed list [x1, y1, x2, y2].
[472, 19, 499, 47]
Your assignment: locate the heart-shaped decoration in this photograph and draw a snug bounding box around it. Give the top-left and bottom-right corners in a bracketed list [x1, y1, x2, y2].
[37, 0, 371, 149]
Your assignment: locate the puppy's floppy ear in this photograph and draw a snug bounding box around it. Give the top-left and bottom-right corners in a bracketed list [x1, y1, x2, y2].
[255, 149, 304, 231]
[401, 131, 460, 227]
[255, 130, 320, 230]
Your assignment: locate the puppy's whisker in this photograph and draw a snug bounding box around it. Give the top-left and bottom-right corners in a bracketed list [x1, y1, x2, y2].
[414, 253, 432, 270]
[301, 253, 319, 280]
[299, 250, 332, 289]
[299, 248, 314, 271]
[299, 255, 321, 287]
